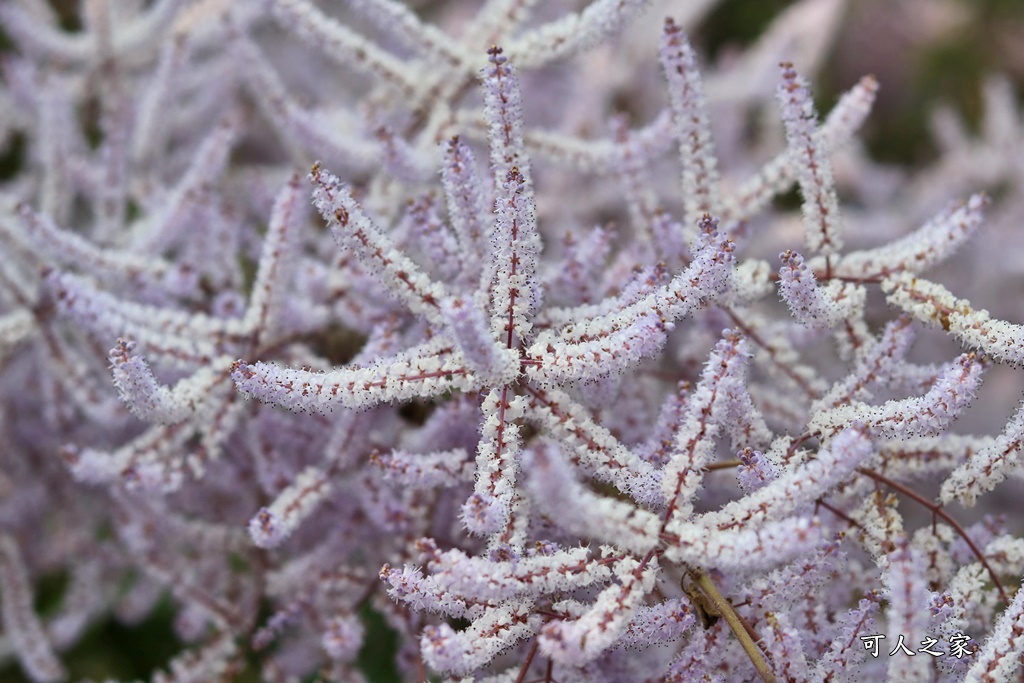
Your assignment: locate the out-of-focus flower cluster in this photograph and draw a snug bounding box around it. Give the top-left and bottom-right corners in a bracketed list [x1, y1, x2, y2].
[1, 1, 1024, 682]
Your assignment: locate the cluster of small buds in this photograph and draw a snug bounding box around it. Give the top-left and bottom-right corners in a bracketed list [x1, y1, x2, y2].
[777, 250, 862, 329]
[777, 61, 843, 257]
[858, 632, 974, 659]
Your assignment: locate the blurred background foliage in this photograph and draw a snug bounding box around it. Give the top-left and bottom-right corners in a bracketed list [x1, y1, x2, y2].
[1, 0, 1023, 681]
[702, 0, 1024, 164]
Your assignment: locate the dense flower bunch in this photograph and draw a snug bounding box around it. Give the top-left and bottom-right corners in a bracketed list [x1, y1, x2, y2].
[1, 1, 1024, 682]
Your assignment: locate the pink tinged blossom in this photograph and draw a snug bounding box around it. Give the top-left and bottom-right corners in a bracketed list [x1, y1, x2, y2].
[403, 194, 460, 282]
[483, 46, 529, 184]
[459, 491, 509, 538]
[515, 108, 675, 177]
[822, 74, 880, 148]
[665, 515, 825, 571]
[61, 444, 131, 486]
[743, 537, 844, 609]
[526, 313, 668, 386]
[394, 394, 479, 453]
[736, 448, 780, 493]
[778, 249, 863, 328]
[698, 424, 872, 532]
[811, 596, 880, 682]
[618, 598, 696, 648]
[810, 352, 984, 441]
[10, 2, 1024, 680]
[482, 48, 542, 345]
[270, 0, 415, 98]
[662, 329, 749, 517]
[523, 441, 660, 554]
[371, 448, 473, 489]
[440, 136, 488, 284]
[538, 556, 656, 666]
[660, 18, 721, 233]
[649, 208, 692, 272]
[526, 218, 734, 389]
[546, 226, 612, 307]
[421, 600, 538, 675]
[524, 386, 662, 506]
[407, 540, 611, 603]
[67, 385, 241, 492]
[232, 337, 479, 412]
[130, 115, 238, 253]
[439, 296, 518, 382]
[813, 315, 917, 414]
[108, 339, 218, 424]
[151, 632, 238, 683]
[61, 422, 189, 491]
[505, 0, 652, 68]
[884, 540, 934, 683]
[248, 466, 332, 548]
[27, 75, 73, 226]
[665, 626, 728, 683]
[760, 611, 810, 683]
[963, 573, 1024, 683]
[374, 126, 435, 184]
[884, 273, 1024, 365]
[610, 114, 665, 256]
[777, 62, 843, 257]
[0, 535, 66, 683]
[342, 0, 466, 66]
[0, 3, 92, 64]
[837, 194, 987, 278]
[379, 563, 460, 616]
[321, 614, 364, 662]
[94, 91, 131, 240]
[941, 398, 1024, 507]
[717, 360, 773, 451]
[726, 74, 878, 225]
[463, 389, 525, 536]
[727, 257, 775, 306]
[355, 469, 419, 534]
[637, 381, 689, 467]
[242, 174, 304, 345]
[16, 202, 169, 283]
[488, 167, 542, 346]
[309, 164, 453, 328]
[874, 434, 989, 483]
[132, 30, 190, 164]
[45, 270, 227, 366]
[539, 261, 668, 329]
[0, 309, 34, 357]
[236, 37, 378, 174]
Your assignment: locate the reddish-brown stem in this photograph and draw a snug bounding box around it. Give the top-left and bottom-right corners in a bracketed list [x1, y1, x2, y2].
[723, 307, 819, 399]
[514, 640, 539, 683]
[856, 467, 1010, 606]
[815, 498, 865, 531]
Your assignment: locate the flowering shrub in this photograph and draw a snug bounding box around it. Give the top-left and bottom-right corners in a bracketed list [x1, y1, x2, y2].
[1, 1, 1023, 682]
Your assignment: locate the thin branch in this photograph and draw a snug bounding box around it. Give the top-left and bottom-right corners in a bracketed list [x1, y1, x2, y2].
[514, 639, 539, 683]
[689, 568, 777, 683]
[856, 467, 1010, 606]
